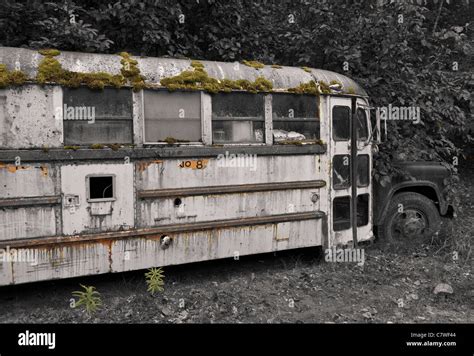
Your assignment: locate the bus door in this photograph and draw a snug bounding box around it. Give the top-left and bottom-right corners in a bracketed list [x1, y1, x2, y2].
[329, 96, 372, 246]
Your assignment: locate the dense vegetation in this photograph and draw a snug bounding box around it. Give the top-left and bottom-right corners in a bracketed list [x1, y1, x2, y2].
[0, 0, 472, 196]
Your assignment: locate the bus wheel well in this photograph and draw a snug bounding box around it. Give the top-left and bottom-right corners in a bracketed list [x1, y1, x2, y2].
[393, 186, 439, 208]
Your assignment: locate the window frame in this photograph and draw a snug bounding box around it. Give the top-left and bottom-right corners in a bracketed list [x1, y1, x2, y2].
[142, 89, 204, 146]
[332, 105, 351, 141]
[62, 87, 134, 146]
[271, 93, 320, 144]
[86, 174, 116, 203]
[356, 107, 369, 142]
[211, 91, 266, 145]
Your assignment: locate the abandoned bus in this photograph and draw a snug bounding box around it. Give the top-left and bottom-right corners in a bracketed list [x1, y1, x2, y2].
[0, 47, 452, 285]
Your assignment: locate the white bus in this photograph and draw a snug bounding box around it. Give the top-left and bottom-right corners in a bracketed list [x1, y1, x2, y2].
[0, 47, 452, 285]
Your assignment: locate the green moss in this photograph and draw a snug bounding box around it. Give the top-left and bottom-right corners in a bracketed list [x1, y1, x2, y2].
[64, 145, 80, 150]
[242, 60, 265, 69]
[318, 80, 331, 94]
[301, 66, 312, 73]
[163, 137, 177, 144]
[36, 50, 127, 90]
[120, 52, 146, 92]
[160, 61, 273, 94]
[288, 80, 320, 95]
[271, 64, 283, 69]
[90, 143, 105, 149]
[191, 60, 205, 70]
[38, 49, 61, 57]
[254, 76, 273, 92]
[0, 64, 28, 87]
[162, 137, 190, 144]
[107, 143, 121, 151]
[36, 55, 65, 84]
[330, 80, 342, 85]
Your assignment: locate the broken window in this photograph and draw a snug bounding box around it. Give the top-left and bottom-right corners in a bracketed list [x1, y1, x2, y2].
[272, 93, 320, 143]
[144, 90, 201, 143]
[63, 87, 133, 145]
[333, 155, 351, 190]
[357, 155, 370, 187]
[332, 105, 350, 141]
[333, 196, 351, 231]
[357, 194, 369, 227]
[87, 175, 115, 201]
[212, 93, 265, 143]
[356, 108, 368, 141]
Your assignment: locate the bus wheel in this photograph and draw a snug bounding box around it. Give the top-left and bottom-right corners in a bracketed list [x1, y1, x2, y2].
[379, 192, 441, 243]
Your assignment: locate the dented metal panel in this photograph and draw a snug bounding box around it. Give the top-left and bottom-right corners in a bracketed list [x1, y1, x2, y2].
[137, 155, 324, 191]
[0, 162, 56, 198]
[0, 206, 56, 241]
[138, 188, 322, 227]
[61, 163, 134, 235]
[0, 85, 63, 149]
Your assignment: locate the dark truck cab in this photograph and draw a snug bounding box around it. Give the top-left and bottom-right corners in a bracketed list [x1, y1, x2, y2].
[373, 161, 454, 241]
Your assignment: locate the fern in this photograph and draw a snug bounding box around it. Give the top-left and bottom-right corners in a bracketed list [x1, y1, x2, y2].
[72, 284, 102, 315]
[145, 267, 165, 295]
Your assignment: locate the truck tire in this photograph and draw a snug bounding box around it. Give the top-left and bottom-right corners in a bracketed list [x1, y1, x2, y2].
[379, 192, 441, 243]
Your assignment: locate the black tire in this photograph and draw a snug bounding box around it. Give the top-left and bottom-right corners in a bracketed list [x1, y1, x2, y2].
[379, 192, 441, 243]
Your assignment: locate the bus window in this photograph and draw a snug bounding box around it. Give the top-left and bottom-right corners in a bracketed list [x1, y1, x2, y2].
[333, 155, 351, 190]
[357, 194, 369, 227]
[144, 90, 201, 143]
[333, 196, 351, 231]
[212, 93, 265, 144]
[357, 155, 370, 187]
[272, 94, 319, 143]
[356, 108, 368, 141]
[63, 87, 133, 145]
[332, 106, 350, 141]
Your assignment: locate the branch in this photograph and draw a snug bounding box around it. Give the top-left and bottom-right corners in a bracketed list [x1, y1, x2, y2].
[432, 0, 444, 35]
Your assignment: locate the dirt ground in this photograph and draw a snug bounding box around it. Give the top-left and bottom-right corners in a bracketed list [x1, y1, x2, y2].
[0, 164, 472, 324]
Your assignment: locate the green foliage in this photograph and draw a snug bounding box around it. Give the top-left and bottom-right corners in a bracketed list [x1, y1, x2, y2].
[145, 267, 165, 296]
[72, 284, 102, 315]
[301, 66, 312, 73]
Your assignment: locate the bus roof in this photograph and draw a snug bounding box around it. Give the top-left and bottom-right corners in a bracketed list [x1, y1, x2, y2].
[0, 46, 368, 96]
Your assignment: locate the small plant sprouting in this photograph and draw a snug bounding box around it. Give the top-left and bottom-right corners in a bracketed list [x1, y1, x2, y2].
[72, 284, 102, 315]
[145, 267, 165, 296]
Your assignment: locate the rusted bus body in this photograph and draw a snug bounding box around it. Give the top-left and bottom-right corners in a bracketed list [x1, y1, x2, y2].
[0, 48, 372, 285]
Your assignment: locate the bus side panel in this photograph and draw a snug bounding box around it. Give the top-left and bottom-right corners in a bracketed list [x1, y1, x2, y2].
[111, 220, 323, 272]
